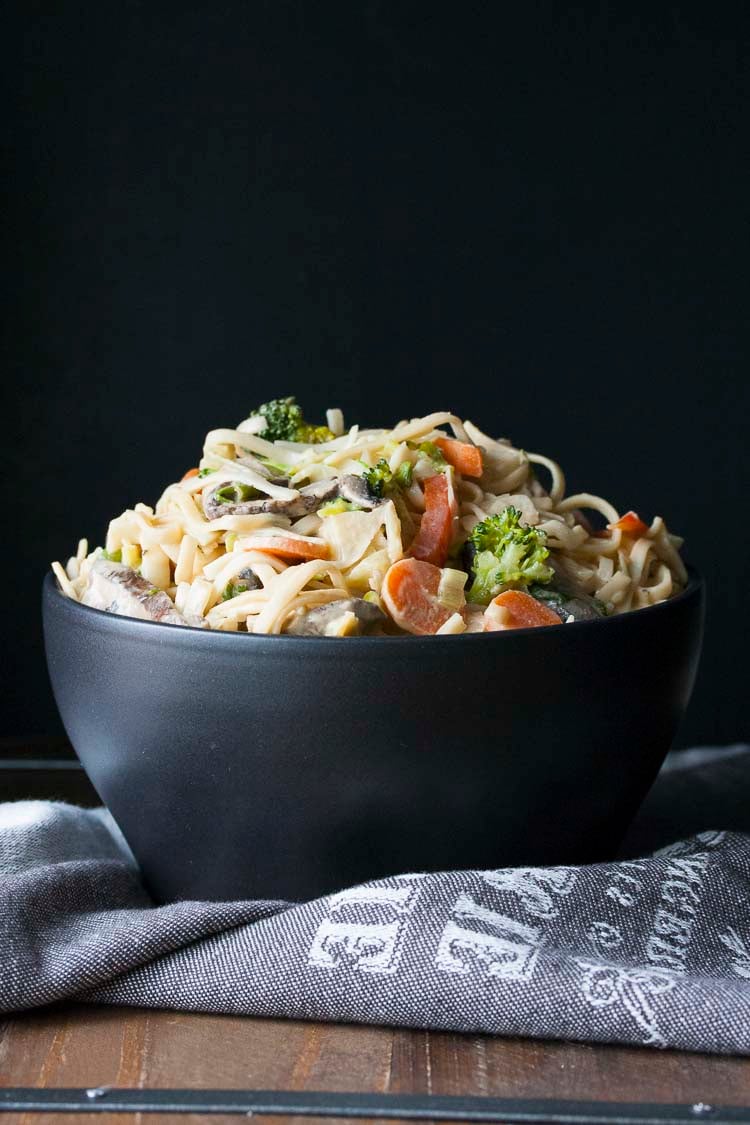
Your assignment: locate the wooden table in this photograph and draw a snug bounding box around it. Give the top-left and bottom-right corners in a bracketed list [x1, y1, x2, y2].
[2, 1004, 750, 1124]
[2, 742, 750, 1123]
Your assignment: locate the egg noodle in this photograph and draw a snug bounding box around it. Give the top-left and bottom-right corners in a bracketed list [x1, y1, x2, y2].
[52, 406, 687, 636]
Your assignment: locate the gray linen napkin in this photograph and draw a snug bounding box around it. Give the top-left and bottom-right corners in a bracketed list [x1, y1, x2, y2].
[2, 748, 750, 1055]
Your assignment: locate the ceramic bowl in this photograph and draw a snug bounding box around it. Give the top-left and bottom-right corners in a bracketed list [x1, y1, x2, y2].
[42, 570, 704, 902]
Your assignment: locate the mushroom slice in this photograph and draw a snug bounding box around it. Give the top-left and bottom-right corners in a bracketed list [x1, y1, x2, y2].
[336, 474, 382, 509]
[531, 562, 606, 622]
[202, 478, 338, 521]
[285, 597, 386, 636]
[82, 560, 187, 625]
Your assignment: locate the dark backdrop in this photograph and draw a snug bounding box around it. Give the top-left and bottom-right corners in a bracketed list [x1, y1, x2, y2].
[3, 3, 748, 746]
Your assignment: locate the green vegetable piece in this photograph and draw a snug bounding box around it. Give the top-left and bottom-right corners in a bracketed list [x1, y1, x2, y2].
[214, 482, 261, 505]
[361, 458, 414, 501]
[222, 581, 249, 602]
[145, 587, 160, 597]
[394, 461, 414, 489]
[465, 506, 553, 605]
[250, 396, 334, 444]
[407, 440, 447, 469]
[257, 456, 292, 475]
[101, 548, 122, 563]
[198, 467, 217, 478]
[319, 498, 363, 516]
[361, 458, 394, 499]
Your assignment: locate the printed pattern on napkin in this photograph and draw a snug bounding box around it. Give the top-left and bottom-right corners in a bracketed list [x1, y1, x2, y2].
[2, 801, 750, 1055]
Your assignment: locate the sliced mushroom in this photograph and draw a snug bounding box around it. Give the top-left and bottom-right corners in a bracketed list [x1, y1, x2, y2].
[236, 456, 292, 487]
[336, 474, 383, 509]
[531, 562, 606, 622]
[82, 560, 188, 625]
[221, 567, 263, 601]
[202, 478, 339, 521]
[236, 566, 262, 590]
[285, 597, 386, 636]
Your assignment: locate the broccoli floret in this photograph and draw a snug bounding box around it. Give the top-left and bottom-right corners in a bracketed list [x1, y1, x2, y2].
[250, 397, 334, 444]
[362, 459, 394, 498]
[296, 422, 335, 443]
[361, 458, 414, 500]
[465, 507, 553, 604]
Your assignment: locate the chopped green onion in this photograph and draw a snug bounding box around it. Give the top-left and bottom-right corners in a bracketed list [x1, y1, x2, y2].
[410, 440, 447, 469]
[215, 482, 261, 505]
[222, 581, 249, 602]
[319, 498, 363, 516]
[256, 456, 293, 476]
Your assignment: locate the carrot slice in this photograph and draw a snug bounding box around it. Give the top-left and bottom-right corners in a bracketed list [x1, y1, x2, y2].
[407, 473, 456, 567]
[244, 536, 330, 561]
[434, 437, 483, 478]
[483, 590, 562, 631]
[382, 558, 458, 635]
[608, 510, 649, 537]
[181, 467, 200, 481]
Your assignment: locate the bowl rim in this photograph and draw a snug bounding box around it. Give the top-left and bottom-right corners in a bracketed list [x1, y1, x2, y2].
[42, 564, 704, 647]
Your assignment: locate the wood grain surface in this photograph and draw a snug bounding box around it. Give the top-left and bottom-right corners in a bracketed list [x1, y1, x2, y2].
[1, 1005, 749, 1125]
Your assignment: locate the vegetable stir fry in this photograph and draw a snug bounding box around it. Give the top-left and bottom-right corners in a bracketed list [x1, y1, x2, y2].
[52, 400, 687, 636]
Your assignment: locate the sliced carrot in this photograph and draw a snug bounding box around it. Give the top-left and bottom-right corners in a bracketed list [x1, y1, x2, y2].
[608, 510, 649, 537]
[244, 536, 330, 561]
[483, 590, 562, 631]
[434, 437, 483, 478]
[407, 473, 457, 567]
[382, 558, 458, 635]
[181, 467, 200, 481]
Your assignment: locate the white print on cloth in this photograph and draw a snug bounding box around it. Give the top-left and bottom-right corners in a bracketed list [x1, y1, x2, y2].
[308, 882, 421, 974]
[645, 851, 712, 974]
[435, 894, 543, 981]
[719, 928, 750, 979]
[481, 867, 577, 919]
[576, 959, 677, 1048]
[605, 860, 649, 908]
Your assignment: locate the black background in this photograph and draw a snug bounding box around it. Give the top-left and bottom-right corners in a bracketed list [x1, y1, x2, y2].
[3, 3, 748, 746]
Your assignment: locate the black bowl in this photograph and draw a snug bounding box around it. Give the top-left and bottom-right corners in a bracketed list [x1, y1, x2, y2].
[42, 569, 704, 902]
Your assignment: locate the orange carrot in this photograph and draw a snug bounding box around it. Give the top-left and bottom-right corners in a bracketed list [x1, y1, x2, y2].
[608, 510, 649, 537]
[181, 467, 200, 481]
[434, 437, 483, 478]
[483, 590, 562, 631]
[407, 473, 456, 567]
[382, 558, 458, 635]
[244, 536, 330, 561]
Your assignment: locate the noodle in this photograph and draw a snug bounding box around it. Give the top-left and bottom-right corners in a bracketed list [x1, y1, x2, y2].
[51, 406, 687, 635]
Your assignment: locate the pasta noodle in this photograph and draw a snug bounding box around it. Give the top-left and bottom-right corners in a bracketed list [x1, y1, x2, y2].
[51, 405, 687, 636]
